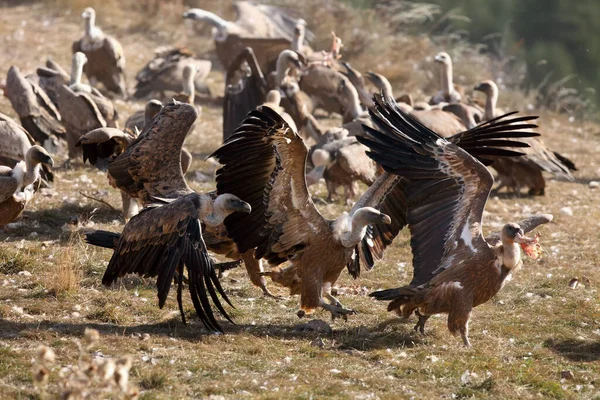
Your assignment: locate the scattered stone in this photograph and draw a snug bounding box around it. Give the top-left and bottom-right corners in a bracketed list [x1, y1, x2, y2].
[569, 278, 579, 289]
[559, 207, 573, 217]
[17, 271, 32, 277]
[589, 181, 599, 189]
[310, 337, 324, 348]
[330, 368, 341, 374]
[141, 333, 150, 341]
[71, 312, 80, 318]
[582, 276, 592, 288]
[561, 370, 575, 380]
[295, 319, 333, 334]
[73, 304, 81, 311]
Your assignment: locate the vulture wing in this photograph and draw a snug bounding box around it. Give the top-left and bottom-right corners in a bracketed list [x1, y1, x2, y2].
[102, 193, 232, 332]
[350, 109, 540, 277]
[223, 47, 268, 141]
[212, 106, 329, 264]
[76, 127, 133, 169]
[107, 100, 196, 204]
[358, 95, 498, 286]
[0, 112, 34, 163]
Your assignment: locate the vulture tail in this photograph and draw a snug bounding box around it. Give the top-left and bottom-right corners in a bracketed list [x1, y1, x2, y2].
[553, 151, 577, 171]
[85, 230, 120, 249]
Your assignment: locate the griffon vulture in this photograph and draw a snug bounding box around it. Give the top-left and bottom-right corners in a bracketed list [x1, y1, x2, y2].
[72, 7, 127, 98]
[0, 146, 54, 226]
[357, 94, 552, 346]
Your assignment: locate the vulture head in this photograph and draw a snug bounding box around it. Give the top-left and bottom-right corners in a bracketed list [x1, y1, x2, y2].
[213, 194, 251, 217]
[183, 8, 229, 40]
[27, 145, 54, 167]
[474, 80, 498, 98]
[354, 207, 392, 226]
[434, 51, 452, 66]
[81, 7, 95, 21]
[265, 90, 281, 106]
[144, 99, 163, 125]
[501, 223, 533, 244]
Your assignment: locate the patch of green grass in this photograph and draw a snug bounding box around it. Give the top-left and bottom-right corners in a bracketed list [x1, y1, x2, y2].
[0, 247, 34, 274]
[137, 368, 170, 391]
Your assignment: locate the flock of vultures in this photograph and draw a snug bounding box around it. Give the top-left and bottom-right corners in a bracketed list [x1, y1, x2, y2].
[1, 2, 580, 347]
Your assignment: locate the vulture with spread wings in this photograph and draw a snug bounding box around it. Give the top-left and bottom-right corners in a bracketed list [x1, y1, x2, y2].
[211, 103, 540, 320]
[357, 95, 552, 346]
[83, 101, 252, 331]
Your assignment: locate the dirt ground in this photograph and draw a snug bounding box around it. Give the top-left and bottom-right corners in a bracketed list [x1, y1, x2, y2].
[0, 2, 599, 399]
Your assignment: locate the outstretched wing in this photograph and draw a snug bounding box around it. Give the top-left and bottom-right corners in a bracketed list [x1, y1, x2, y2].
[76, 127, 133, 170]
[102, 193, 232, 332]
[108, 100, 197, 204]
[358, 95, 495, 286]
[223, 48, 268, 141]
[212, 106, 328, 265]
[348, 110, 540, 277]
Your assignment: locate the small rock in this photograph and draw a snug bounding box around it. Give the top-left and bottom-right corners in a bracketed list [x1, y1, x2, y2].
[73, 304, 81, 311]
[568, 278, 579, 289]
[141, 333, 150, 341]
[582, 276, 592, 288]
[295, 319, 332, 334]
[561, 370, 575, 380]
[559, 207, 573, 217]
[310, 337, 324, 348]
[330, 369, 341, 374]
[589, 181, 599, 189]
[71, 312, 80, 318]
[17, 271, 32, 277]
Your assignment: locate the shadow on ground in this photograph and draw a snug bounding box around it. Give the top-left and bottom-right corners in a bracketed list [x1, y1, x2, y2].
[545, 338, 600, 362]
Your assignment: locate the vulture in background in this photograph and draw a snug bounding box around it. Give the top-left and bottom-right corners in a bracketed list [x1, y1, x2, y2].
[83, 101, 252, 331]
[133, 46, 212, 99]
[365, 71, 468, 137]
[183, 1, 313, 70]
[211, 104, 539, 319]
[429, 52, 463, 105]
[474, 80, 576, 195]
[28, 59, 70, 108]
[58, 52, 118, 163]
[72, 7, 127, 98]
[5, 65, 65, 148]
[124, 99, 163, 133]
[0, 112, 54, 182]
[358, 94, 553, 346]
[222, 47, 306, 141]
[0, 146, 54, 227]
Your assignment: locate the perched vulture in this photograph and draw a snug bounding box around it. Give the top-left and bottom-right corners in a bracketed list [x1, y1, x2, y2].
[341, 61, 374, 109]
[72, 7, 127, 98]
[83, 102, 252, 331]
[211, 105, 539, 318]
[183, 1, 312, 70]
[133, 46, 211, 99]
[474, 80, 576, 195]
[84, 101, 275, 298]
[57, 52, 118, 161]
[124, 99, 163, 133]
[357, 94, 552, 346]
[5, 66, 65, 147]
[0, 146, 53, 226]
[429, 52, 463, 105]
[0, 112, 54, 182]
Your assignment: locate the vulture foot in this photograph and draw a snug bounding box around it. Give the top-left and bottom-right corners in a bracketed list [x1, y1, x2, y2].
[63, 158, 72, 170]
[414, 310, 430, 334]
[320, 301, 356, 321]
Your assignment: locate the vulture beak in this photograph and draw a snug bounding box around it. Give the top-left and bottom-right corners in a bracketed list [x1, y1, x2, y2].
[379, 213, 392, 225]
[234, 200, 252, 214]
[514, 229, 534, 244]
[473, 84, 483, 92]
[43, 155, 55, 168]
[182, 10, 200, 20]
[434, 54, 444, 63]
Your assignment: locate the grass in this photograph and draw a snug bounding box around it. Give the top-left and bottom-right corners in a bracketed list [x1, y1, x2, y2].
[0, 1, 599, 399]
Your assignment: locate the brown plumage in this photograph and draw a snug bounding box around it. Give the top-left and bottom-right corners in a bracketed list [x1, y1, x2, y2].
[83, 102, 252, 331]
[72, 7, 127, 98]
[57, 53, 118, 160]
[30, 59, 70, 107]
[133, 46, 211, 99]
[5, 65, 65, 146]
[474, 80, 576, 195]
[0, 146, 53, 226]
[358, 94, 553, 346]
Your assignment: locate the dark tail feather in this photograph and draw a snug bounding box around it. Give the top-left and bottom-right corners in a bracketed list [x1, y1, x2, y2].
[85, 230, 120, 249]
[553, 151, 577, 171]
[369, 287, 404, 300]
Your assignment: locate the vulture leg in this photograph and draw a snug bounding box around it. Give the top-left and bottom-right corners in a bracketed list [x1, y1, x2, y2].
[325, 180, 338, 203]
[121, 192, 139, 222]
[414, 310, 430, 334]
[176, 262, 187, 325]
[448, 302, 473, 348]
[241, 251, 279, 298]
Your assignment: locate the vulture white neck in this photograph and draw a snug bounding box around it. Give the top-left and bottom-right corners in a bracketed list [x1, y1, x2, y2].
[292, 31, 304, 53]
[440, 62, 454, 97]
[342, 81, 363, 121]
[275, 51, 298, 87]
[23, 158, 41, 188]
[335, 211, 371, 248]
[201, 195, 232, 227]
[182, 68, 196, 103]
[70, 57, 85, 86]
[84, 15, 103, 40]
[484, 87, 498, 121]
[200, 13, 229, 41]
[501, 240, 522, 270]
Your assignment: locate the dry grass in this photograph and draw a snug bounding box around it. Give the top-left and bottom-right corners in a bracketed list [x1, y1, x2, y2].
[1, 1, 600, 399]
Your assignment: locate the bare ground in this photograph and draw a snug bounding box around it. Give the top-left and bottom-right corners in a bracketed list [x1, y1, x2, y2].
[0, 2, 600, 399]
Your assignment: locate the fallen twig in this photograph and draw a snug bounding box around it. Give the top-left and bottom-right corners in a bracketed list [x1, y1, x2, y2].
[79, 191, 117, 211]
